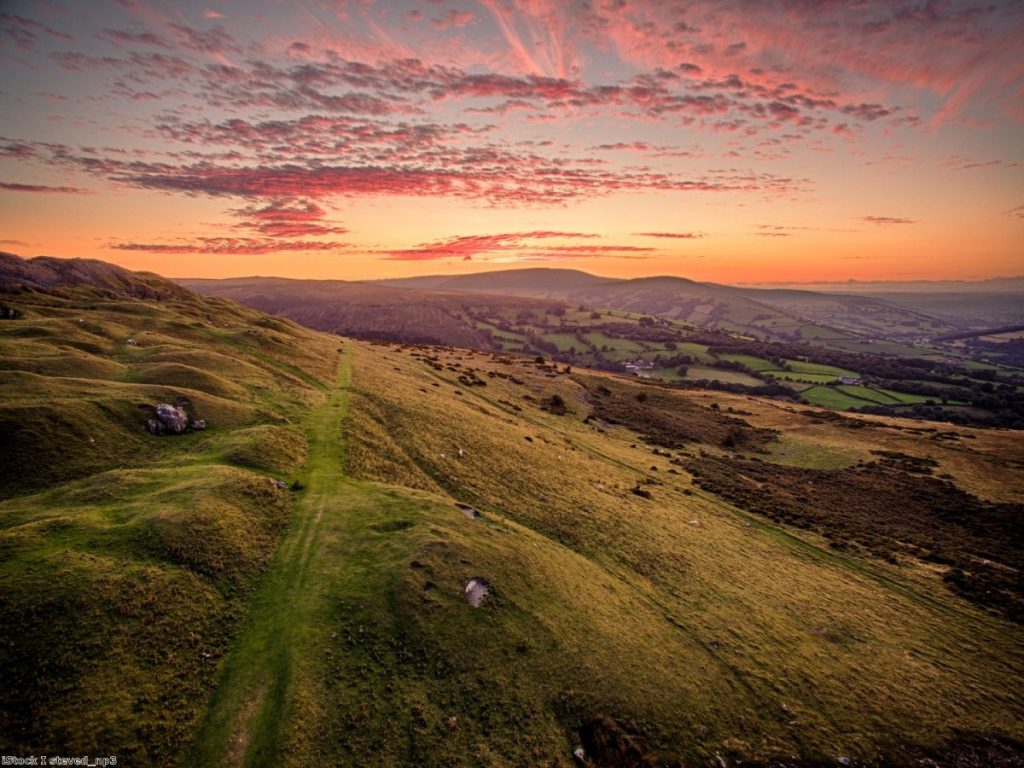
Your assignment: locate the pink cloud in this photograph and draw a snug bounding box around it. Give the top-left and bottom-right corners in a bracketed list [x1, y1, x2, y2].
[378, 230, 632, 261]
[861, 216, 918, 226]
[633, 232, 705, 239]
[0, 181, 86, 193]
[432, 9, 474, 31]
[111, 236, 349, 254]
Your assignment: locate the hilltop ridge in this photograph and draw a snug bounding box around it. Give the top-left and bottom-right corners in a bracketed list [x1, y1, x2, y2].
[0, 252, 189, 300]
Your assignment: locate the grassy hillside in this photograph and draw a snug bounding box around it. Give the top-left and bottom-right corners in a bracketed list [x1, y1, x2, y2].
[333, 341, 1024, 766]
[0, 256, 341, 760]
[3, 256, 1023, 766]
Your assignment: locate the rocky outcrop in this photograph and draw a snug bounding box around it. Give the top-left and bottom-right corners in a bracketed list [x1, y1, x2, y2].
[146, 403, 194, 435]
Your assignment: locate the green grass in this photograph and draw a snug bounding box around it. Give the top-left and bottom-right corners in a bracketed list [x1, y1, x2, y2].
[539, 332, 584, 352]
[835, 385, 903, 405]
[716, 353, 777, 371]
[873, 388, 940, 405]
[650, 366, 683, 381]
[4, 270, 1024, 766]
[764, 370, 840, 384]
[801, 385, 878, 409]
[683, 364, 764, 386]
[582, 333, 646, 352]
[784, 359, 860, 377]
[187, 352, 354, 766]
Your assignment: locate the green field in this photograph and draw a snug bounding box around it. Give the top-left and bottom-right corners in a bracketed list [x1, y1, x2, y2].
[785, 359, 860, 377]
[835, 385, 903, 405]
[717, 353, 777, 371]
[683, 364, 764, 386]
[539, 332, 583, 352]
[801, 385, 878, 409]
[583, 333, 646, 353]
[765, 370, 841, 384]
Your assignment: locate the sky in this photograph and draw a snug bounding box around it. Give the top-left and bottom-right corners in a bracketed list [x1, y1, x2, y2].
[1, 0, 1022, 283]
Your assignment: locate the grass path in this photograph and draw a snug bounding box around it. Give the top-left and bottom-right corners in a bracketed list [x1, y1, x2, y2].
[186, 349, 363, 767]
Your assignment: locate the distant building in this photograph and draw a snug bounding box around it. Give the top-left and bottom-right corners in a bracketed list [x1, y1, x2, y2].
[836, 376, 861, 385]
[624, 359, 655, 377]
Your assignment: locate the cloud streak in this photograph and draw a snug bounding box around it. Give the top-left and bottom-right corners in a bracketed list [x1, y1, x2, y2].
[111, 237, 349, 255]
[378, 231, 651, 261]
[0, 181, 87, 194]
[861, 216, 918, 226]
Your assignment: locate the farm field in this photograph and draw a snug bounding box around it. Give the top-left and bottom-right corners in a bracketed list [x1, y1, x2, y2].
[682, 364, 765, 386]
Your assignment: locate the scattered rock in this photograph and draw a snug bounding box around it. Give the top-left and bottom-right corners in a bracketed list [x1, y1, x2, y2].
[455, 503, 479, 520]
[125, 337, 137, 346]
[631, 485, 652, 499]
[464, 577, 491, 607]
[272, 479, 288, 490]
[190, 419, 206, 430]
[153, 402, 189, 434]
[688, 519, 702, 527]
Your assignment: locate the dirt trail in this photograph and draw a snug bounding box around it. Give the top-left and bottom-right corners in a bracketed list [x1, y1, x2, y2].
[186, 351, 362, 767]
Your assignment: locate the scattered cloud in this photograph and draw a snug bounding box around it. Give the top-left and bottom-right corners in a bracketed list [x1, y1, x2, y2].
[230, 199, 349, 238]
[1, 11, 72, 51]
[432, 10, 474, 31]
[0, 181, 86, 193]
[633, 232, 705, 239]
[377, 231, 654, 261]
[111, 237, 349, 255]
[861, 216, 918, 225]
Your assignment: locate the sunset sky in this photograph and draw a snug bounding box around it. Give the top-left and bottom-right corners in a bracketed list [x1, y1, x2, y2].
[1, 0, 1022, 282]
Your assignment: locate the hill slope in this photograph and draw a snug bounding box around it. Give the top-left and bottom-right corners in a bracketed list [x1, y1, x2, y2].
[199, 268, 961, 350]
[2, 256, 1023, 766]
[0, 254, 341, 760]
[181, 276, 565, 348]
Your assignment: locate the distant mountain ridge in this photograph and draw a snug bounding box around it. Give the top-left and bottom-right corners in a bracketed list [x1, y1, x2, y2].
[377, 267, 615, 296]
[376, 267, 964, 341]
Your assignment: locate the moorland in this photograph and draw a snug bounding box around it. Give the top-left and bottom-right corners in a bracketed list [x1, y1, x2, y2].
[2, 253, 1022, 767]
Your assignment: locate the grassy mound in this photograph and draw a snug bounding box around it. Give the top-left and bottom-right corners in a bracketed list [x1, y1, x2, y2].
[221, 425, 309, 474]
[128, 362, 249, 399]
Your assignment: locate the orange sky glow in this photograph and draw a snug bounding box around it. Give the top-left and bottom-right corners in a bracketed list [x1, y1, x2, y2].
[1, 0, 1022, 283]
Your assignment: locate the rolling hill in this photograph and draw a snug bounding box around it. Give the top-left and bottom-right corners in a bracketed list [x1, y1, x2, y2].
[2, 254, 1023, 766]
[376, 268, 963, 345]
[181, 276, 567, 349]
